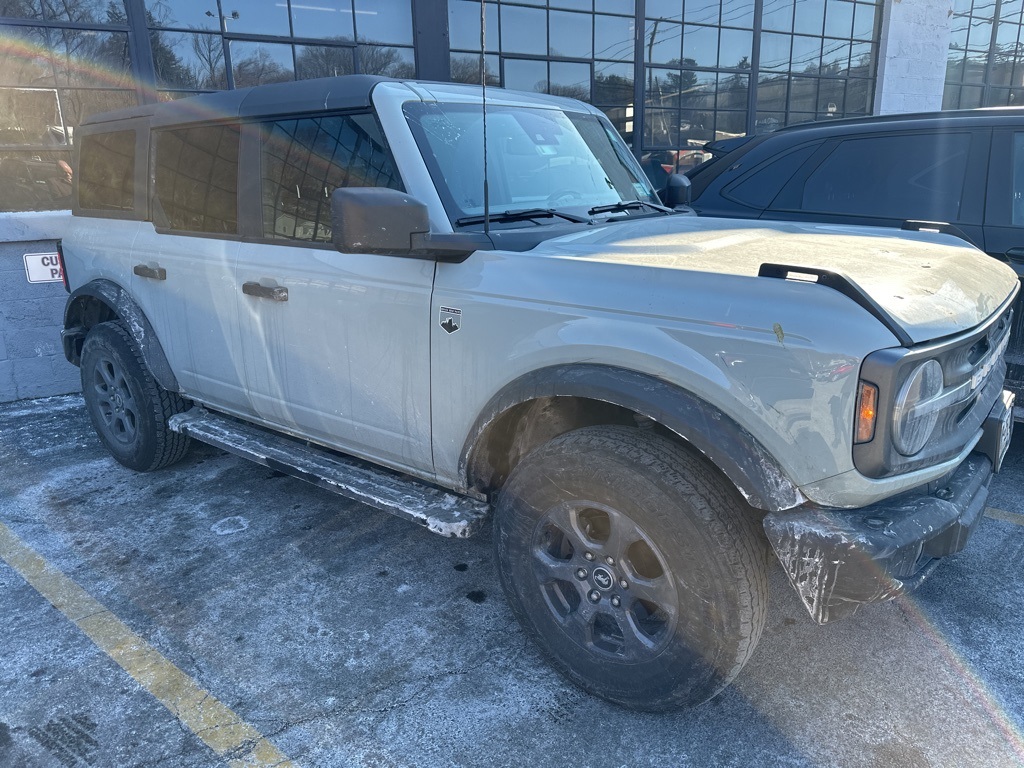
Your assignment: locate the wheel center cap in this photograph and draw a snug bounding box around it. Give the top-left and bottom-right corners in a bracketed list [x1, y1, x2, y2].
[592, 567, 614, 591]
[112, 391, 123, 409]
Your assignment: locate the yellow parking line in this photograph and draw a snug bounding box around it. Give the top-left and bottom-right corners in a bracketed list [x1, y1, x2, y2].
[985, 507, 1024, 526]
[0, 521, 296, 768]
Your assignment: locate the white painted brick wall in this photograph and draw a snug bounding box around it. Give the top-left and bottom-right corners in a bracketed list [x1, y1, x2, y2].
[874, 0, 955, 114]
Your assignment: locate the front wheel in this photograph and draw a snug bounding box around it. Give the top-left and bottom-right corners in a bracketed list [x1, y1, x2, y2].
[493, 425, 768, 711]
[80, 321, 190, 472]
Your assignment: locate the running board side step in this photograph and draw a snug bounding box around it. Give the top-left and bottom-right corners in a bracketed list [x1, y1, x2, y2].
[168, 409, 490, 538]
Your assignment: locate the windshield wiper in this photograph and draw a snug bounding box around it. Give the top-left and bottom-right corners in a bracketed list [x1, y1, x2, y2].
[455, 208, 592, 227]
[588, 200, 673, 216]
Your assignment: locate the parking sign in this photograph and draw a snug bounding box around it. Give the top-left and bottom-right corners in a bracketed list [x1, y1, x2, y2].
[24, 252, 63, 283]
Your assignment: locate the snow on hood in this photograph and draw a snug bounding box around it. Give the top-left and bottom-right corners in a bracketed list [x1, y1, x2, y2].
[538, 215, 1020, 344]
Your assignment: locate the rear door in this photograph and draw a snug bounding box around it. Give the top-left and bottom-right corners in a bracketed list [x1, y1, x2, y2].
[132, 121, 246, 412]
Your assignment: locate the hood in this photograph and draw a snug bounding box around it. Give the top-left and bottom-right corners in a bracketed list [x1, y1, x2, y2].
[539, 216, 1019, 345]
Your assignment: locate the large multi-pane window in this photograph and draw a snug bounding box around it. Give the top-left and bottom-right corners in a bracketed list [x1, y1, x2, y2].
[143, 0, 416, 99]
[944, 0, 1024, 109]
[447, 0, 638, 143]
[644, 0, 879, 158]
[0, 0, 136, 211]
[445, 0, 879, 160]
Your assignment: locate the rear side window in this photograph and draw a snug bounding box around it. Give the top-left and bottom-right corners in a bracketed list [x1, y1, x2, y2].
[153, 123, 239, 234]
[798, 133, 972, 222]
[78, 130, 135, 212]
[724, 143, 820, 209]
[260, 114, 401, 243]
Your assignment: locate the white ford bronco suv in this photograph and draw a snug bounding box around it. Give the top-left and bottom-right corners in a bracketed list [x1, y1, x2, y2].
[59, 76, 1018, 711]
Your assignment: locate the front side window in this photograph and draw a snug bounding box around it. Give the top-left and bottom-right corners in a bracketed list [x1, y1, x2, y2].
[153, 123, 239, 234]
[404, 102, 660, 225]
[260, 114, 402, 243]
[799, 132, 971, 222]
[78, 129, 135, 212]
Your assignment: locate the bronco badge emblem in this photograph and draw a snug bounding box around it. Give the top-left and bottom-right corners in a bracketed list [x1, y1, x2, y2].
[439, 306, 462, 334]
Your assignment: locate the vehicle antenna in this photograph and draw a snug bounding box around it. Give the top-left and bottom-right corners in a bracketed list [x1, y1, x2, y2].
[480, 0, 490, 236]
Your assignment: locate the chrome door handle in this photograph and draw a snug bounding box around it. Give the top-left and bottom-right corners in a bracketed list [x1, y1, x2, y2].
[133, 264, 166, 280]
[242, 281, 288, 301]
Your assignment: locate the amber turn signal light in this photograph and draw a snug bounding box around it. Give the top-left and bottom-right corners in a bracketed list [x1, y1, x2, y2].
[855, 382, 878, 444]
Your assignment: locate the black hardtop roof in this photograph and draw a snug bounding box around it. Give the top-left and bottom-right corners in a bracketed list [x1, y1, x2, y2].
[80, 74, 396, 129]
[768, 106, 1024, 139]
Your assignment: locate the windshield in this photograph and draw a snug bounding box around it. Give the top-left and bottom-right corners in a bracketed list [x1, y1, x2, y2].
[404, 101, 661, 226]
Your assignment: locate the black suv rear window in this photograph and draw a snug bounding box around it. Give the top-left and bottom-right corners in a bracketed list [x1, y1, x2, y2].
[153, 123, 239, 234]
[799, 133, 971, 222]
[78, 130, 135, 212]
[724, 143, 820, 209]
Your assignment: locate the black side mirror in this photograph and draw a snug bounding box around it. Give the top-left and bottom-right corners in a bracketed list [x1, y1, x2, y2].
[662, 173, 692, 209]
[331, 187, 430, 255]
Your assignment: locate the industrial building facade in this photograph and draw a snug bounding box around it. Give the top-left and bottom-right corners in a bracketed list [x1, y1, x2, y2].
[0, 0, 1020, 214]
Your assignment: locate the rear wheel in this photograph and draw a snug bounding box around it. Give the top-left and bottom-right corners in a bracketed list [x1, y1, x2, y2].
[493, 425, 768, 711]
[80, 321, 190, 471]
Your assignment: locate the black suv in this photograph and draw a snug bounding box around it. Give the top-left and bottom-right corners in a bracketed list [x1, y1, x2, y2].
[686, 107, 1024, 409]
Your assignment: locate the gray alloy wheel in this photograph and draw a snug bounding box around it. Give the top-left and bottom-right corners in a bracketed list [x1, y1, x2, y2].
[80, 321, 190, 472]
[494, 424, 769, 711]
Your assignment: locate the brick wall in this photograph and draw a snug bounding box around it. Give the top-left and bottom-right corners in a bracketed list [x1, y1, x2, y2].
[0, 212, 78, 403]
[874, 0, 954, 115]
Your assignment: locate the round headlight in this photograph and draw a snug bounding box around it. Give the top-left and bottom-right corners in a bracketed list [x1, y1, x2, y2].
[892, 360, 944, 456]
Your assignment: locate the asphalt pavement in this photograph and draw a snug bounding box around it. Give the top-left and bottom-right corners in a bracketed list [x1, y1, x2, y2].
[1, 395, 1023, 768]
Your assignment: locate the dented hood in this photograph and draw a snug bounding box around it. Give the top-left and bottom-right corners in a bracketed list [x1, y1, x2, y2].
[541, 216, 1019, 345]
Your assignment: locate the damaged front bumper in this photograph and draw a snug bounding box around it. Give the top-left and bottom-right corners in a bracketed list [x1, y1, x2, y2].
[764, 452, 993, 624]
[764, 389, 1015, 624]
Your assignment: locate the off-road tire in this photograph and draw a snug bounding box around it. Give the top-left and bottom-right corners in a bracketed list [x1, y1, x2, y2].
[80, 321, 190, 472]
[494, 425, 768, 711]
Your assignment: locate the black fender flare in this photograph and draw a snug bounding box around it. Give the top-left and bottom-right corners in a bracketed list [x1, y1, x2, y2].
[461, 364, 803, 512]
[63, 279, 180, 393]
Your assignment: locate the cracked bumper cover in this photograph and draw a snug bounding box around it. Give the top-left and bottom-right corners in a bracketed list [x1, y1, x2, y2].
[763, 452, 993, 625]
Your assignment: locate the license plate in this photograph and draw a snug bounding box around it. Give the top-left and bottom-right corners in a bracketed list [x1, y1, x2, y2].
[998, 392, 1014, 471]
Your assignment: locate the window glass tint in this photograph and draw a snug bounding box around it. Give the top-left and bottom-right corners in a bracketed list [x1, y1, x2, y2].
[78, 129, 134, 211]
[725, 142, 818, 208]
[261, 114, 402, 243]
[800, 133, 971, 221]
[1013, 132, 1024, 226]
[153, 123, 239, 234]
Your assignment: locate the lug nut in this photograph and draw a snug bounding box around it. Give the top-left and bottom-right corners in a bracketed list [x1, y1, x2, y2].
[588, 590, 601, 603]
[575, 567, 588, 580]
[584, 552, 595, 561]
[605, 556, 615, 566]
[610, 596, 621, 608]
[619, 579, 628, 589]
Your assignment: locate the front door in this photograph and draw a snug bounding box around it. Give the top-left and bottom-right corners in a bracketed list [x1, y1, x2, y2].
[236, 243, 435, 474]
[235, 112, 434, 475]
